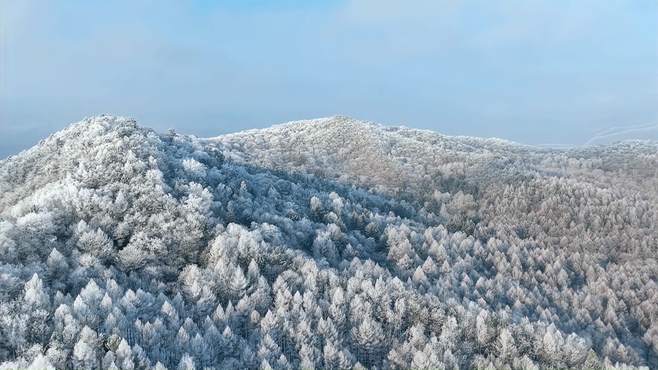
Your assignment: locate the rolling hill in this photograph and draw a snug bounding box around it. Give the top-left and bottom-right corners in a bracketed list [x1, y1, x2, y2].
[0, 115, 656, 369]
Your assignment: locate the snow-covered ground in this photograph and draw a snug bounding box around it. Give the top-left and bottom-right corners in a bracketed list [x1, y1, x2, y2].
[0, 116, 656, 369]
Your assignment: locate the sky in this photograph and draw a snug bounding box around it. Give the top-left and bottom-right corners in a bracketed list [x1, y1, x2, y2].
[1, 0, 657, 157]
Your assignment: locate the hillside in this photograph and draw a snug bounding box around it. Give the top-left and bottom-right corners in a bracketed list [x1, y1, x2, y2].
[0, 116, 656, 369]
[215, 116, 658, 257]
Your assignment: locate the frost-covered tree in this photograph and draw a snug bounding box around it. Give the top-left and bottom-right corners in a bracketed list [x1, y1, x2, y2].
[0, 116, 656, 369]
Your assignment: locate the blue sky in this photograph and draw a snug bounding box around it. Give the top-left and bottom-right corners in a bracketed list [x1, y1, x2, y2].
[1, 0, 657, 157]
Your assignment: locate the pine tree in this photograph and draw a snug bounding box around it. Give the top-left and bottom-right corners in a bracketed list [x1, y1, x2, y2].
[351, 317, 385, 367]
[177, 353, 195, 370]
[72, 326, 99, 369]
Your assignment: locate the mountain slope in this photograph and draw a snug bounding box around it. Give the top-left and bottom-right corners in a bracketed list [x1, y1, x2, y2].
[0, 116, 656, 369]
[215, 116, 658, 255]
[213, 116, 529, 197]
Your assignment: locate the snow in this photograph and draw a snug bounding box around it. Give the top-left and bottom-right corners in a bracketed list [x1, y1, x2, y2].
[0, 115, 656, 369]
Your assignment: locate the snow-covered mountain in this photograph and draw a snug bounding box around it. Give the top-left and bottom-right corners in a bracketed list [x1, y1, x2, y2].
[212, 116, 527, 198]
[0, 116, 656, 369]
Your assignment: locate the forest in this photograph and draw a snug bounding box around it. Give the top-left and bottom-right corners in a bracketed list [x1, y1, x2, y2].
[0, 115, 656, 369]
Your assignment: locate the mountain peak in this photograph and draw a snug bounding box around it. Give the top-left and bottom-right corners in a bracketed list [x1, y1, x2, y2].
[68, 114, 138, 133]
[268, 115, 380, 133]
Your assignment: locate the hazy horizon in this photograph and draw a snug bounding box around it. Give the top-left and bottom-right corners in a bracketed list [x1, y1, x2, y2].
[1, 0, 657, 158]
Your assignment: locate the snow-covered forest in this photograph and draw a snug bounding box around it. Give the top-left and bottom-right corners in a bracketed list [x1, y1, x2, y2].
[0, 115, 656, 369]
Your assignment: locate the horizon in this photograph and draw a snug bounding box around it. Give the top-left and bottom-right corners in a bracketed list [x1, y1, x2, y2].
[1, 0, 657, 157]
[5, 113, 658, 161]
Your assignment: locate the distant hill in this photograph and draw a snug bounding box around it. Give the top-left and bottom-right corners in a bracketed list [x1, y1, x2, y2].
[0, 115, 656, 369]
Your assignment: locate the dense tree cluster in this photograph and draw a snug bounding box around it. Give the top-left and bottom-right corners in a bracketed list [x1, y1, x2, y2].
[0, 116, 656, 369]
